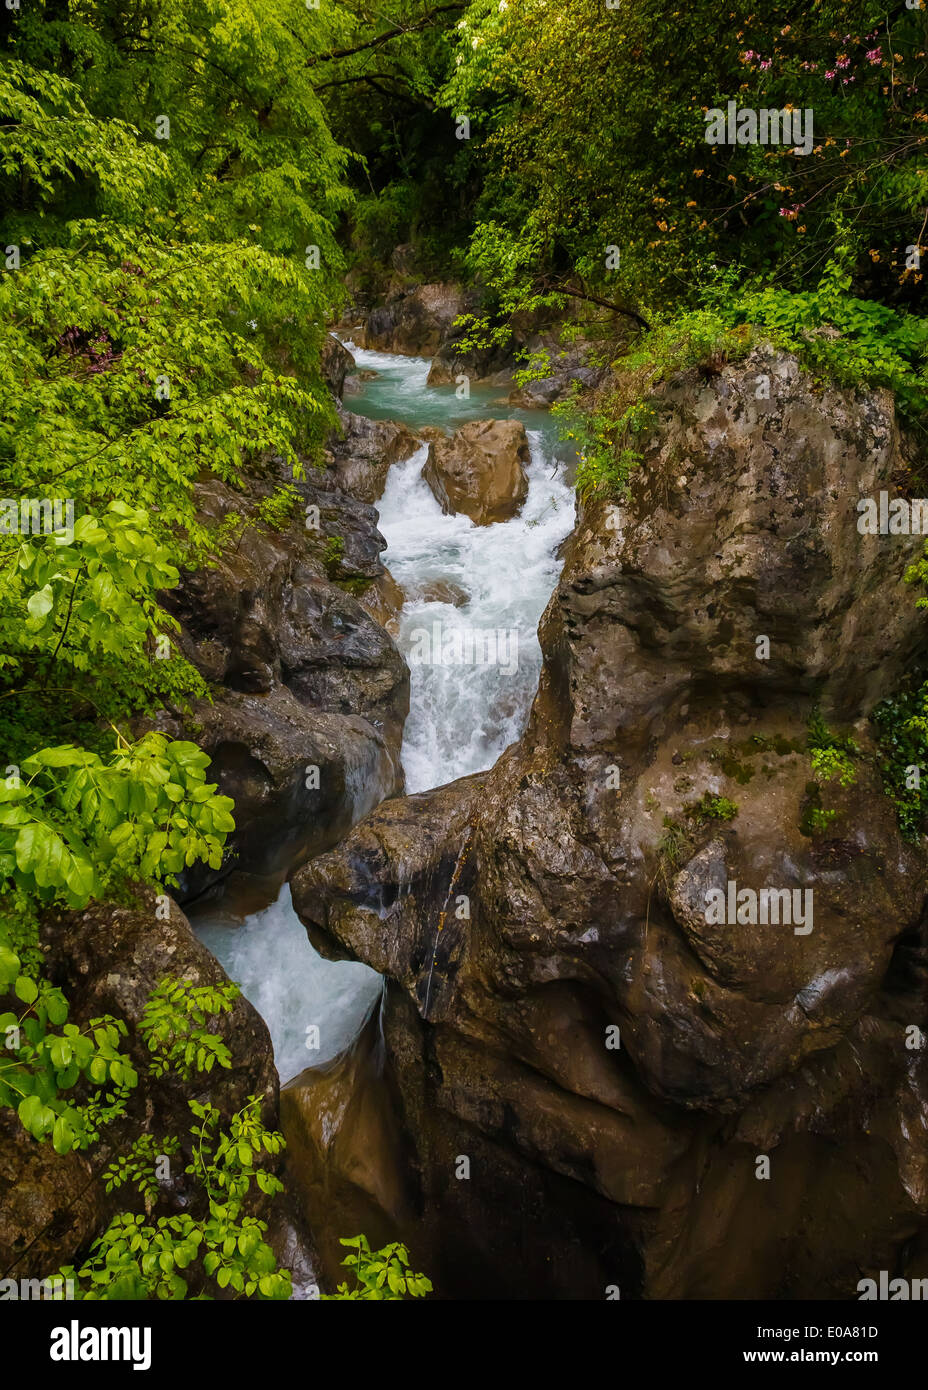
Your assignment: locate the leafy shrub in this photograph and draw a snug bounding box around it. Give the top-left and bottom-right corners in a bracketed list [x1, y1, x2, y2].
[872, 684, 928, 842]
[61, 1098, 291, 1301]
[140, 978, 239, 1080]
[323, 1235, 433, 1301]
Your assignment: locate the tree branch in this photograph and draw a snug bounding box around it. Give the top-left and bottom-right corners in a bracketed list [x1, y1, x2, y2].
[307, 3, 466, 67]
[552, 284, 651, 331]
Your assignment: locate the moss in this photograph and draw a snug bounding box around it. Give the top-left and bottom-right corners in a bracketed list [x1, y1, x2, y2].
[687, 792, 739, 825]
[657, 792, 739, 877]
[799, 781, 837, 837]
[748, 732, 804, 757]
[336, 575, 373, 597]
[708, 748, 755, 784]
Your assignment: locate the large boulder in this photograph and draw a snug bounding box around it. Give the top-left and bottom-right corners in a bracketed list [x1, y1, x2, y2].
[158, 467, 409, 895]
[41, 891, 277, 1125]
[0, 1110, 105, 1285]
[291, 348, 928, 1298]
[325, 408, 421, 503]
[321, 334, 355, 400]
[421, 419, 530, 525]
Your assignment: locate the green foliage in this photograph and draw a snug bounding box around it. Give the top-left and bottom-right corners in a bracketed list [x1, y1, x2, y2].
[0, 735, 235, 909]
[323, 1234, 432, 1301]
[0, 890, 138, 1151]
[722, 268, 928, 430]
[322, 534, 346, 577]
[254, 486, 299, 533]
[441, 1, 928, 322]
[872, 684, 928, 842]
[139, 977, 239, 1080]
[104, 1133, 182, 1205]
[810, 746, 858, 790]
[688, 793, 740, 826]
[61, 1098, 291, 1301]
[801, 714, 859, 835]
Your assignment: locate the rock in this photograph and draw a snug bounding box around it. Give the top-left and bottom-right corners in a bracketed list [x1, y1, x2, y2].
[422, 419, 530, 525]
[426, 336, 514, 389]
[0, 1109, 104, 1283]
[292, 348, 928, 1298]
[158, 468, 409, 894]
[406, 579, 469, 608]
[390, 243, 419, 277]
[352, 283, 467, 357]
[161, 687, 400, 886]
[321, 334, 355, 400]
[428, 317, 631, 395]
[279, 1010, 416, 1287]
[507, 334, 608, 407]
[359, 568, 405, 635]
[342, 369, 378, 397]
[325, 408, 421, 503]
[41, 890, 277, 1124]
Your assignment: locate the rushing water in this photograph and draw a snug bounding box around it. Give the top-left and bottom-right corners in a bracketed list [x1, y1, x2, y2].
[192, 344, 575, 1085]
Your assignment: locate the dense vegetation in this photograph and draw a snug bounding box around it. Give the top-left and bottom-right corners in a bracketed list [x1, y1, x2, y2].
[1, 0, 926, 1300]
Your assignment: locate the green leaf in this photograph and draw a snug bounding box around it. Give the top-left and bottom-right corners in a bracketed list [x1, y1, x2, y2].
[0, 946, 21, 986]
[15, 975, 38, 1005]
[26, 584, 54, 621]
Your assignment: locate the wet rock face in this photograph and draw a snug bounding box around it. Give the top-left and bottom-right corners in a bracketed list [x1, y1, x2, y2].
[321, 334, 355, 400]
[325, 408, 420, 503]
[293, 350, 928, 1298]
[160, 467, 409, 893]
[349, 283, 467, 357]
[0, 1110, 104, 1284]
[422, 419, 530, 526]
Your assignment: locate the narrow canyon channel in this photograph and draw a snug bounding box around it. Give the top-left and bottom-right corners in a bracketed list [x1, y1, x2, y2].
[191, 342, 575, 1157]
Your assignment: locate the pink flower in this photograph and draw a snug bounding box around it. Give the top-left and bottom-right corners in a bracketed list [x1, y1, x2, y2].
[824, 69, 836, 79]
[866, 47, 882, 63]
[759, 58, 772, 70]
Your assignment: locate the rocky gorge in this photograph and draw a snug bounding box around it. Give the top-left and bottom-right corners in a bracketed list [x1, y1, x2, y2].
[284, 334, 928, 1299]
[6, 293, 928, 1305]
